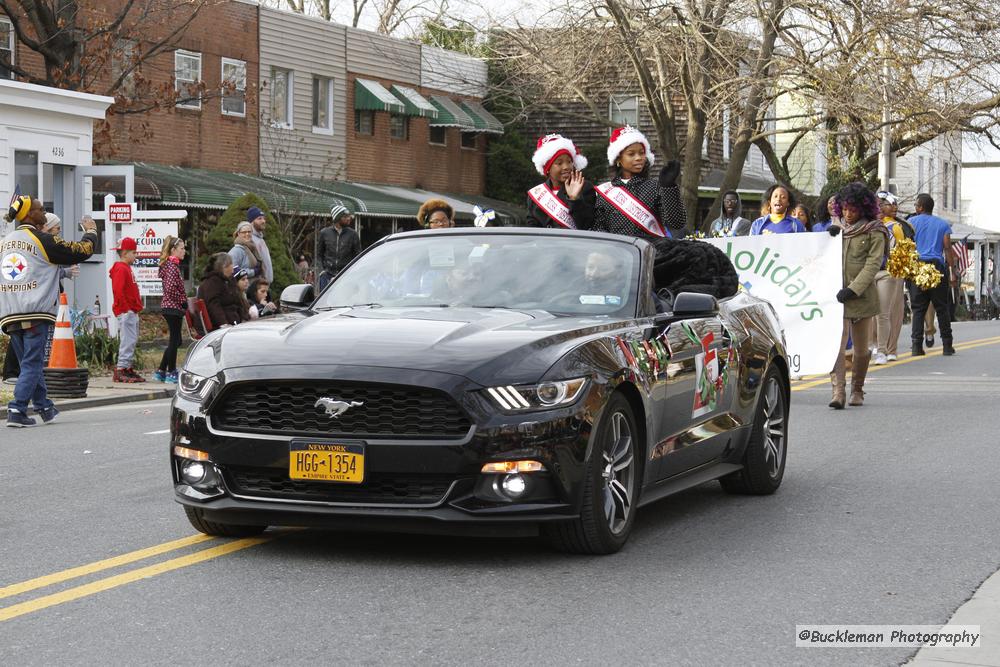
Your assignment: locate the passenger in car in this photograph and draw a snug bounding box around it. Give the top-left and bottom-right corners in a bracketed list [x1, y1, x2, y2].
[526, 133, 594, 230]
[592, 125, 687, 239]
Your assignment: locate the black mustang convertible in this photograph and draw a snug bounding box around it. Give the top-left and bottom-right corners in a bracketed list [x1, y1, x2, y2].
[171, 228, 789, 554]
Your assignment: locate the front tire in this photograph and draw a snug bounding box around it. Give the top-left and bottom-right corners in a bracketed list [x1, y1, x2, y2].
[720, 365, 788, 495]
[184, 506, 267, 538]
[546, 393, 640, 554]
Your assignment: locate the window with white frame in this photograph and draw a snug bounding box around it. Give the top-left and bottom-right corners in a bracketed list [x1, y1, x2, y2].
[312, 76, 333, 134]
[389, 114, 409, 140]
[461, 131, 477, 149]
[174, 50, 202, 109]
[111, 39, 137, 99]
[221, 58, 246, 117]
[270, 67, 293, 128]
[609, 95, 639, 128]
[1, 17, 14, 80]
[429, 126, 447, 146]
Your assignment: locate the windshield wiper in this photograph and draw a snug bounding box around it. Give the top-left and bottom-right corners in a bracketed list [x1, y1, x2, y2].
[314, 303, 383, 310]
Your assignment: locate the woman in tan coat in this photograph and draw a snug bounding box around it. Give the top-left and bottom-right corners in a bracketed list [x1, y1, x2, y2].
[829, 183, 889, 409]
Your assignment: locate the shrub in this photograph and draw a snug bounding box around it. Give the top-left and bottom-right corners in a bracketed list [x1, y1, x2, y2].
[196, 193, 299, 296]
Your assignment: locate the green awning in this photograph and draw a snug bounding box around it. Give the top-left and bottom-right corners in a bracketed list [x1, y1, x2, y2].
[458, 100, 504, 135]
[267, 175, 420, 218]
[127, 163, 335, 215]
[390, 85, 438, 119]
[428, 96, 476, 129]
[354, 79, 404, 114]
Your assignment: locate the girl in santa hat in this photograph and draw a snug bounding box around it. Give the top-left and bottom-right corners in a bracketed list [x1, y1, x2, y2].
[526, 134, 594, 229]
[592, 126, 686, 239]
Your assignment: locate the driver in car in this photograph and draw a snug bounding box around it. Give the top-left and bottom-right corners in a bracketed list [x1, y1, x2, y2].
[581, 251, 625, 305]
[445, 260, 486, 306]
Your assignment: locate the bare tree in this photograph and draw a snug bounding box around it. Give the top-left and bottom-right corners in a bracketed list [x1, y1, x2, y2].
[492, 0, 796, 228]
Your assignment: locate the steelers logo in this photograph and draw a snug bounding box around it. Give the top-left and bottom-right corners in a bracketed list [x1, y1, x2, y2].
[2, 252, 30, 281]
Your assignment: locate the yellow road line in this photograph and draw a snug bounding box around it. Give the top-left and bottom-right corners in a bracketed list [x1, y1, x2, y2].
[0, 537, 269, 623]
[0, 534, 215, 601]
[791, 334, 1000, 392]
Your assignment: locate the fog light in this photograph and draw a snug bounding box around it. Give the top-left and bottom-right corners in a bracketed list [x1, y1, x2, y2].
[501, 473, 527, 498]
[180, 461, 207, 485]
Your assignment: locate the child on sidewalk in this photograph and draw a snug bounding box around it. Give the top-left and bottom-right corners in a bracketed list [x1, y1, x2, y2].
[110, 237, 146, 383]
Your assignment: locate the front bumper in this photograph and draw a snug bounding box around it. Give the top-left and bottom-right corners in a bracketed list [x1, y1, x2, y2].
[171, 365, 601, 530]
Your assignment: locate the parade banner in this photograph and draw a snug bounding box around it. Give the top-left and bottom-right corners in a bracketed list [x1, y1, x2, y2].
[119, 220, 178, 297]
[703, 233, 843, 376]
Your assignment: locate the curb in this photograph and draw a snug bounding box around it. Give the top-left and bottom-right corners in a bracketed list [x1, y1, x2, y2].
[1, 388, 174, 418]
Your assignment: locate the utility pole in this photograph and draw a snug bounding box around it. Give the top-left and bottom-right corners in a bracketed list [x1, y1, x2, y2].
[880, 57, 892, 191]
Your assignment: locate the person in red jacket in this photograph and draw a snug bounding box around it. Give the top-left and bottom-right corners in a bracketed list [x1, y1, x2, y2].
[109, 237, 146, 383]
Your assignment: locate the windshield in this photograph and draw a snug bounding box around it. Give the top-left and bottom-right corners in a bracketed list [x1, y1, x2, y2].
[314, 234, 640, 316]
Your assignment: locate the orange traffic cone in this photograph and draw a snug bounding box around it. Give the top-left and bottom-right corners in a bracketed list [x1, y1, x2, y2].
[48, 292, 79, 369]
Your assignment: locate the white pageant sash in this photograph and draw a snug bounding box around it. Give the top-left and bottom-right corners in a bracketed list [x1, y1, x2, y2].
[595, 182, 666, 237]
[528, 183, 576, 229]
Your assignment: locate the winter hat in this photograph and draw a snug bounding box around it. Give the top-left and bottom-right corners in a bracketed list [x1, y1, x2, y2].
[5, 191, 31, 223]
[246, 206, 264, 222]
[607, 125, 655, 167]
[43, 212, 62, 232]
[876, 191, 898, 206]
[330, 203, 350, 222]
[234, 221, 253, 237]
[115, 237, 137, 252]
[233, 268, 250, 280]
[532, 134, 588, 176]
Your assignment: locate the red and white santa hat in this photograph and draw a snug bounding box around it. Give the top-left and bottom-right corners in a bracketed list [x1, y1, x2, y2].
[532, 134, 588, 176]
[607, 125, 655, 167]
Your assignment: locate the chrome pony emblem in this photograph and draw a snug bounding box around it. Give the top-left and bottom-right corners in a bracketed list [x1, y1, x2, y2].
[314, 397, 363, 418]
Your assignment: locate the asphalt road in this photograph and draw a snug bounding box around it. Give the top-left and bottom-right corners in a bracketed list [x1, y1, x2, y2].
[2, 320, 999, 666]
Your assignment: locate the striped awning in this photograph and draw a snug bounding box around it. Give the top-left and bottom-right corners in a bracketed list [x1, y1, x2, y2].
[428, 95, 476, 129]
[458, 100, 504, 134]
[390, 85, 438, 119]
[354, 79, 404, 114]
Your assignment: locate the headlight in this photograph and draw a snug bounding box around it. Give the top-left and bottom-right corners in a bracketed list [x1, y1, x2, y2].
[484, 378, 587, 412]
[177, 369, 218, 403]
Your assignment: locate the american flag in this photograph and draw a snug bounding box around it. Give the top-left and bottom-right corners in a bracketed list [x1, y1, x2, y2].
[953, 236, 971, 276]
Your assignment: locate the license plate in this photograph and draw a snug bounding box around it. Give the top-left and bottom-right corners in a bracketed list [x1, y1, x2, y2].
[289, 442, 364, 483]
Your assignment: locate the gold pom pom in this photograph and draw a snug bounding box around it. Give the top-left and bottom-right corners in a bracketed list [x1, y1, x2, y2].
[887, 238, 919, 279]
[913, 261, 943, 290]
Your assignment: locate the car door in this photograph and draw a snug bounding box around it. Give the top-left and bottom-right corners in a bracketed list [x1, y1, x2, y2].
[648, 308, 732, 480]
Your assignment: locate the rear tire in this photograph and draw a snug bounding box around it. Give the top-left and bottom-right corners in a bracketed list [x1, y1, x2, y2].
[545, 393, 640, 554]
[720, 365, 788, 495]
[184, 505, 267, 537]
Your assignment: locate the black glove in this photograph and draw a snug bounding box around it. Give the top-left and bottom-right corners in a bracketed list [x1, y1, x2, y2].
[658, 160, 681, 188]
[828, 225, 841, 237]
[835, 288, 857, 303]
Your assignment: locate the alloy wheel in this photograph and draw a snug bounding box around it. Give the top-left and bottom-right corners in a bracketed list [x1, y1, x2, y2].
[762, 376, 786, 479]
[601, 411, 636, 535]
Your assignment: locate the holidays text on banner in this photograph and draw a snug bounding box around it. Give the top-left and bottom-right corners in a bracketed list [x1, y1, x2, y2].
[703, 234, 844, 376]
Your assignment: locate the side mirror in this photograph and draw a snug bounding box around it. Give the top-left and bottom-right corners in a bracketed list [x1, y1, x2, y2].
[672, 291, 718, 317]
[280, 284, 315, 311]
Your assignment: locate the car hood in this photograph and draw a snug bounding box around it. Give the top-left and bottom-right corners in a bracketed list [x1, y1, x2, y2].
[204, 307, 632, 385]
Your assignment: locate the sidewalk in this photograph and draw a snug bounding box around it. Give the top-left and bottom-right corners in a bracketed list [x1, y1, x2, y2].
[1, 373, 174, 418]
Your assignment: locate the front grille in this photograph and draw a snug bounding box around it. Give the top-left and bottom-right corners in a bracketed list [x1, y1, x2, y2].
[226, 466, 456, 505]
[211, 381, 472, 439]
